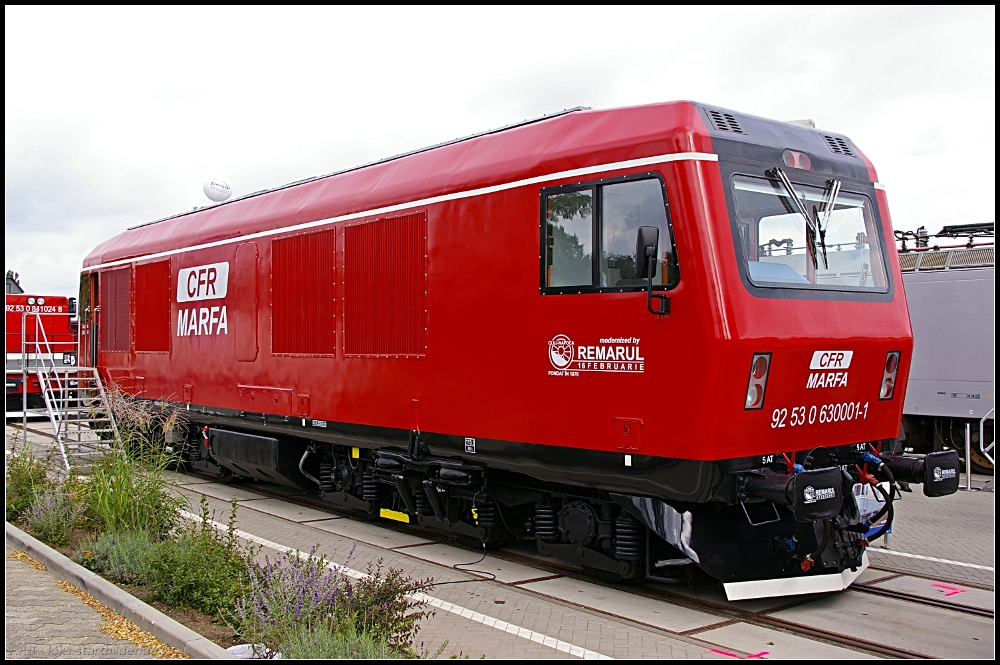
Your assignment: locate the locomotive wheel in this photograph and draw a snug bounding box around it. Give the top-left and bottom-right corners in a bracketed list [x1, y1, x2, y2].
[356, 498, 382, 521]
[947, 419, 994, 475]
[456, 526, 508, 551]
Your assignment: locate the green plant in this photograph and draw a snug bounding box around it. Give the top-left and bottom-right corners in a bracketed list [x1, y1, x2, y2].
[347, 559, 435, 650]
[25, 485, 84, 546]
[226, 547, 434, 657]
[281, 622, 404, 659]
[78, 530, 156, 586]
[104, 389, 187, 467]
[85, 439, 183, 538]
[5, 442, 52, 521]
[148, 497, 254, 615]
[226, 545, 352, 655]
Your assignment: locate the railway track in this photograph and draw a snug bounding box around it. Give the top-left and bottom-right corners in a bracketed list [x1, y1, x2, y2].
[167, 467, 999, 659]
[9, 421, 994, 659]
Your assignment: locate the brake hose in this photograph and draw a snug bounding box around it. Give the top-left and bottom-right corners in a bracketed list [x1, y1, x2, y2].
[861, 450, 898, 537]
[866, 481, 894, 542]
[800, 519, 831, 572]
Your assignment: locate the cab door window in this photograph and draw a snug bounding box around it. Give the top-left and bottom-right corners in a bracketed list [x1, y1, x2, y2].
[545, 189, 594, 287]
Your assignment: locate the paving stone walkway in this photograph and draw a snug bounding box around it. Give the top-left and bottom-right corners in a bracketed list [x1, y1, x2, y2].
[4, 545, 156, 660]
[867, 478, 995, 588]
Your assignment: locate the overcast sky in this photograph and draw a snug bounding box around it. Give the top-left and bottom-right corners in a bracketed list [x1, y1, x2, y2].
[5, 6, 995, 296]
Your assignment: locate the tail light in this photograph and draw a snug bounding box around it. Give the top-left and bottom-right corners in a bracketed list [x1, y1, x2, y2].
[879, 351, 900, 400]
[745, 353, 771, 410]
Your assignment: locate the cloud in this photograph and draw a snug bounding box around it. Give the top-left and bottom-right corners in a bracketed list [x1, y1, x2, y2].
[4, 6, 995, 296]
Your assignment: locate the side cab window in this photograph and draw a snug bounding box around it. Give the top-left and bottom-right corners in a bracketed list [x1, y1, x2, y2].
[541, 175, 678, 293]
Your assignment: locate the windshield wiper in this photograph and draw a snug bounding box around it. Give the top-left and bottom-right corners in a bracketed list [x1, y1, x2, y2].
[814, 178, 841, 269]
[768, 168, 820, 269]
[767, 168, 839, 270]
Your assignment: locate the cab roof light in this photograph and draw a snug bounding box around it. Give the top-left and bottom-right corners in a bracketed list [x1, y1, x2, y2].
[782, 149, 812, 171]
[745, 353, 771, 411]
[879, 351, 900, 401]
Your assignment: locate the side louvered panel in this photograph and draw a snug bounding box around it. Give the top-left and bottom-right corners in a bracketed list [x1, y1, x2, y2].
[707, 109, 744, 134]
[99, 271, 113, 351]
[114, 267, 131, 351]
[272, 229, 336, 355]
[823, 134, 855, 157]
[100, 266, 131, 352]
[345, 212, 427, 357]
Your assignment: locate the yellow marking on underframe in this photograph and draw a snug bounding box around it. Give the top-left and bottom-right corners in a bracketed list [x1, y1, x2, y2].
[380, 508, 410, 523]
[351, 447, 360, 459]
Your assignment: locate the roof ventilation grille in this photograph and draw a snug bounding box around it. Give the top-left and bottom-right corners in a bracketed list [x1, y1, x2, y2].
[708, 109, 745, 134]
[823, 135, 855, 157]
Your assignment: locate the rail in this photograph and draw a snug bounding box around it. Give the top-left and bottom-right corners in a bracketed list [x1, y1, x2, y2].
[981, 408, 995, 466]
[8, 312, 117, 470]
[8, 312, 78, 418]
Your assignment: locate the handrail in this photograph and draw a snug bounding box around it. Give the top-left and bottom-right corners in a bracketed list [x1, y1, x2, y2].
[15, 311, 80, 447]
[965, 422, 972, 491]
[982, 408, 995, 466]
[897, 242, 995, 253]
[13, 310, 115, 471]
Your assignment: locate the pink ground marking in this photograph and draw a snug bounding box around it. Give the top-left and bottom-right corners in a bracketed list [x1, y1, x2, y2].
[710, 649, 742, 658]
[710, 648, 771, 659]
[932, 582, 968, 597]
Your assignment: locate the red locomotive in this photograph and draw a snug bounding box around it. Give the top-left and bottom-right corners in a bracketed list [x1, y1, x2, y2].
[5, 272, 78, 412]
[80, 102, 959, 598]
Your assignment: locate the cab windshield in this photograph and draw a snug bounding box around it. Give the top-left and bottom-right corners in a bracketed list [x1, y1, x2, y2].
[732, 175, 888, 291]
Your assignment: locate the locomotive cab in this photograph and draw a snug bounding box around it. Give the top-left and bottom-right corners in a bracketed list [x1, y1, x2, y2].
[669, 108, 961, 597]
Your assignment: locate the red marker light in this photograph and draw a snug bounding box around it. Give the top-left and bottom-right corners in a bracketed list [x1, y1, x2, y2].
[880, 378, 894, 400]
[752, 356, 769, 380]
[879, 351, 900, 401]
[885, 354, 898, 374]
[745, 353, 771, 411]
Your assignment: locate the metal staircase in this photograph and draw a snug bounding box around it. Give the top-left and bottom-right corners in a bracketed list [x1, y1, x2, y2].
[38, 366, 118, 470]
[16, 312, 119, 470]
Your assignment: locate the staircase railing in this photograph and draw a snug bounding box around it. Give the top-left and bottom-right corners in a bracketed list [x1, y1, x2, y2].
[15, 312, 118, 470]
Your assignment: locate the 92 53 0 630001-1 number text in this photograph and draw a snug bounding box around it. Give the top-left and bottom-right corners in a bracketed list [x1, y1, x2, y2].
[771, 402, 869, 429]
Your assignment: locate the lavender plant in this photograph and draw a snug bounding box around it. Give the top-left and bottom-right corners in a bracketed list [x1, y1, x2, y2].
[227, 546, 349, 656]
[25, 484, 85, 546]
[226, 549, 434, 657]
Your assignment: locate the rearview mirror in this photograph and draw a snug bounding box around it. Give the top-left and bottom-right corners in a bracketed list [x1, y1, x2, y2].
[635, 226, 659, 279]
[635, 226, 669, 316]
